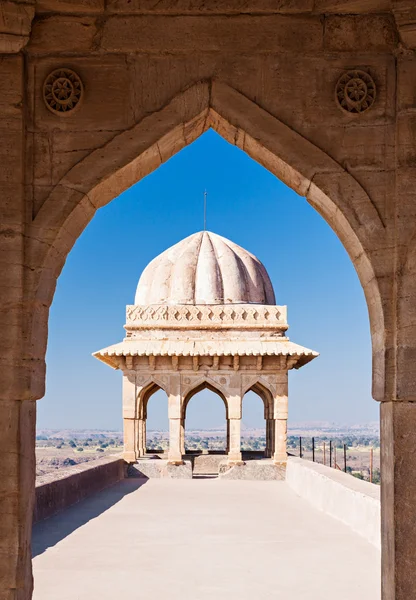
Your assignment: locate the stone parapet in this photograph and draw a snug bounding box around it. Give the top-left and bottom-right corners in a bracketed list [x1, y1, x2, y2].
[285, 457, 380, 548]
[34, 456, 126, 523]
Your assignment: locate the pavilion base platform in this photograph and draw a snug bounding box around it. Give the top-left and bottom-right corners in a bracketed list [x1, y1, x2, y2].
[128, 458, 193, 479]
[218, 459, 286, 480]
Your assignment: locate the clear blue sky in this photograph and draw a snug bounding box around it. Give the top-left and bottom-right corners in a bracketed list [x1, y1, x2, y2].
[37, 129, 377, 431]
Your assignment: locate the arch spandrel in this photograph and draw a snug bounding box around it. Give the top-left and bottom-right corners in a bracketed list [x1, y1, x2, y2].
[27, 80, 386, 401]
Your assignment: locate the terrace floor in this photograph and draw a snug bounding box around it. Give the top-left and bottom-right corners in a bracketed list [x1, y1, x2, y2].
[32, 478, 380, 599]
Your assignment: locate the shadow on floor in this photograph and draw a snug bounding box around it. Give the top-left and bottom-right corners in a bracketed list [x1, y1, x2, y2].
[32, 479, 147, 558]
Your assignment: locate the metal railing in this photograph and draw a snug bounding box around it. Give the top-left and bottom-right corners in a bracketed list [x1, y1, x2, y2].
[298, 436, 376, 483]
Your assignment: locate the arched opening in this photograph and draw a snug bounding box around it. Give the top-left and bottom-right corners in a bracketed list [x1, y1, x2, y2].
[29, 82, 385, 413]
[29, 81, 385, 599]
[140, 385, 169, 455]
[241, 385, 272, 458]
[183, 383, 228, 454]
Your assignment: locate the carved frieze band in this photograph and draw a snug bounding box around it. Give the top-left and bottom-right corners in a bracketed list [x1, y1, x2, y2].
[126, 304, 286, 329]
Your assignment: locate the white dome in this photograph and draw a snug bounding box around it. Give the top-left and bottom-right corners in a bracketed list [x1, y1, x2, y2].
[135, 231, 276, 306]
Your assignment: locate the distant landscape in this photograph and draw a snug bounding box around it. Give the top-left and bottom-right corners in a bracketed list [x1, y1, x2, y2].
[36, 421, 380, 483]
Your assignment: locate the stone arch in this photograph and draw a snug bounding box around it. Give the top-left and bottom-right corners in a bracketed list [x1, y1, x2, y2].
[137, 380, 168, 420]
[244, 381, 274, 419]
[182, 379, 229, 420]
[26, 79, 386, 401]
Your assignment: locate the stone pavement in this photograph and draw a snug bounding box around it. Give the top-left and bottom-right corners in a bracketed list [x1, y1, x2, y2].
[32, 479, 380, 600]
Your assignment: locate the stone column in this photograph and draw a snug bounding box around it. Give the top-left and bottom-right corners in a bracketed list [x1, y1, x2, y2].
[137, 418, 146, 456]
[122, 372, 137, 462]
[228, 418, 242, 462]
[168, 418, 183, 463]
[0, 54, 37, 599]
[273, 374, 288, 464]
[226, 381, 243, 462]
[381, 403, 416, 599]
[168, 375, 183, 464]
[180, 418, 185, 454]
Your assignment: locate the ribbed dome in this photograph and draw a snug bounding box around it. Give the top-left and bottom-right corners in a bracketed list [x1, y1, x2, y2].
[135, 231, 276, 306]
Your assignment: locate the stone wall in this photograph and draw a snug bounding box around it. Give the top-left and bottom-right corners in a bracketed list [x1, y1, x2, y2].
[34, 457, 125, 523]
[286, 457, 380, 549]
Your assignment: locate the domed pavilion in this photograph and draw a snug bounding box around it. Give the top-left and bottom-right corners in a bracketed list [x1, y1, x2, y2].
[94, 231, 318, 471]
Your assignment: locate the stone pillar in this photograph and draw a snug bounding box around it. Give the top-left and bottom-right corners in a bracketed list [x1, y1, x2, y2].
[228, 418, 242, 463]
[0, 54, 36, 599]
[381, 402, 416, 599]
[168, 418, 183, 463]
[122, 372, 137, 462]
[266, 418, 276, 459]
[137, 418, 146, 456]
[180, 418, 185, 454]
[273, 374, 288, 464]
[168, 375, 183, 463]
[264, 419, 269, 457]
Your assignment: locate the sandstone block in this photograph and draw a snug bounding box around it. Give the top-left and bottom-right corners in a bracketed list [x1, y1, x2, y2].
[36, 0, 104, 13]
[106, 0, 314, 14]
[218, 459, 286, 480]
[100, 15, 323, 54]
[29, 16, 98, 55]
[324, 15, 397, 52]
[0, 1, 34, 37]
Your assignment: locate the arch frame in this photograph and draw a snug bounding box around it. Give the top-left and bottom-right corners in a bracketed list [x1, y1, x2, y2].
[26, 79, 386, 404]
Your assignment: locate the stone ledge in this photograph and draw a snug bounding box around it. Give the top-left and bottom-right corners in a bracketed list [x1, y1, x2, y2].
[128, 458, 193, 479]
[285, 457, 380, 548]
[218, 459, 286, 480]
[34, 456, 125, 522]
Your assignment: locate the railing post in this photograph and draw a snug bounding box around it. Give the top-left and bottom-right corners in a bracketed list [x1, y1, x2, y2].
[329, 440, 332, 468]
[299, 436, 302, 458]
[323, 441, 326, 466]
[312, 437, 315, 462]
[343, 444, 347, 472]
[370, 447, 373, 483]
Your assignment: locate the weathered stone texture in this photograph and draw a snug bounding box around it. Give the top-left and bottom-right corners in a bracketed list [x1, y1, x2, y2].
[1, 4, 416, 599]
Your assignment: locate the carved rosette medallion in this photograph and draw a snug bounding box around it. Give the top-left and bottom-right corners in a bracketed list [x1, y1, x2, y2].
[43, 68, 84, 115]
[335, 70, 376, 114]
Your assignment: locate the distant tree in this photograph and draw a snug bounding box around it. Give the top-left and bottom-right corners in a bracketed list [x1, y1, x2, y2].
[56, 444, 63, 449]
[68, 440, 76, 448]
[96, 448, 104, 452]
[76, 447, 84, 452]
[353, 471, 364, 480]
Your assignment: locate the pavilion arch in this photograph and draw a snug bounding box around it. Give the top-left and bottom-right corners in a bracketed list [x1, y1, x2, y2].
[137, 380, 169, 421]
[182, 380, 229, 421]
[135, 380, 169, 456]
[26, 79, 386, 403]
[182, 380, 229, 455]
[242, 381, 274, 458]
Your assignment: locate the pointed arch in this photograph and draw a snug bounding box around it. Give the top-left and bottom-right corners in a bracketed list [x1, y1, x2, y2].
[182, 378, 228, 419]
[27, 79, 385, 401]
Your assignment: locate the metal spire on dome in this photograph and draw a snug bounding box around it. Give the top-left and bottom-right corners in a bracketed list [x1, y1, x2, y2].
[203, 190, 207, 231]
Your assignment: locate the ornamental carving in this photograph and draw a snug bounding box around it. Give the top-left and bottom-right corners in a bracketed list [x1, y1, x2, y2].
[43, 68, 83, 116]
[126, 304, 285, 329]
[335, 70, 376, 114]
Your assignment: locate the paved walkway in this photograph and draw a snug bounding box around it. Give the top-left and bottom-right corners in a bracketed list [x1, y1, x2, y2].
[32, 479, 380, 600]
